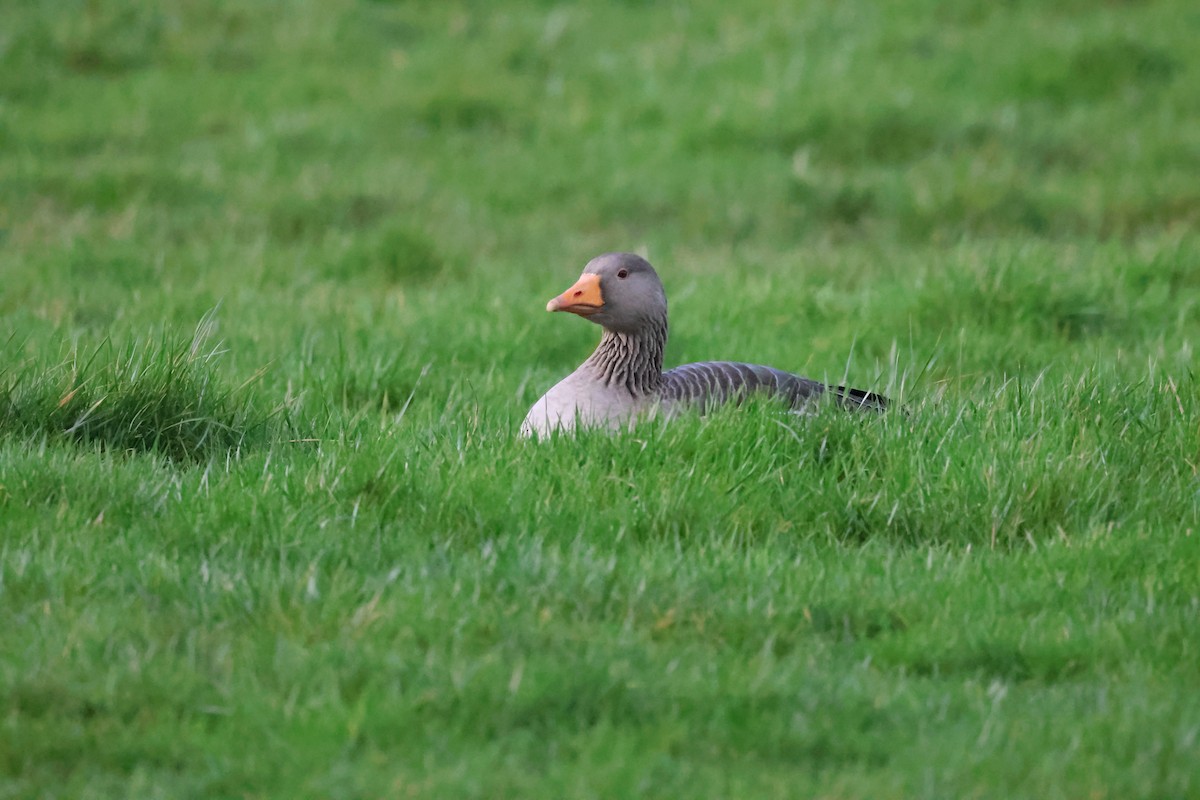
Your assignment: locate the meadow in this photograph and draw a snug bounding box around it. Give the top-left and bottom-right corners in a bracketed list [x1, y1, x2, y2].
[1, 0, 1199, 797]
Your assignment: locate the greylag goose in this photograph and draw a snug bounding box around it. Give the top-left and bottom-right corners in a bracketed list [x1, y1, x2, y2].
[520, 253, 889, 437]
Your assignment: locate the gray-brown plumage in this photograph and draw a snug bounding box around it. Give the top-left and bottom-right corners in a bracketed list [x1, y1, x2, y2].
[521, 253, 888, 437]
[662, 361, 887, 413]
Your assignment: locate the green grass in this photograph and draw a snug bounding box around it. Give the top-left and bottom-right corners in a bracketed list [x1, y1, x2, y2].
[2, 0, 1199, 797]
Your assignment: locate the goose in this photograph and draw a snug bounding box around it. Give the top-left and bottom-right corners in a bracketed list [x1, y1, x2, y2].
[520, 253, 889, 437]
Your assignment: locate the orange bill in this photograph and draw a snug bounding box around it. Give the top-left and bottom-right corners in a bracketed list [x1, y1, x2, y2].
[546, 272, 604, 316]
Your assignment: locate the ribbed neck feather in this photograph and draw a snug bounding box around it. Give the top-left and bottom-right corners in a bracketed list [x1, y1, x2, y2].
[583, 317, 667, 397]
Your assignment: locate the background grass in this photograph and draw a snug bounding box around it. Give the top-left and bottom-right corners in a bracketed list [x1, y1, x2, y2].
[2, 0, 1199, 797]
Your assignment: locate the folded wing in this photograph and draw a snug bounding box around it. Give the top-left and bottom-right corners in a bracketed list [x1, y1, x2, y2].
[661, 361, 888, 413]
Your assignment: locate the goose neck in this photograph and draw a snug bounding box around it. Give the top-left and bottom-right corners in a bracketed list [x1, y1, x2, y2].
[584, 319, 667, 396]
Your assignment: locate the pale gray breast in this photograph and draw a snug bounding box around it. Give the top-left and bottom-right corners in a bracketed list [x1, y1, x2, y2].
[660, 361, 888, 413]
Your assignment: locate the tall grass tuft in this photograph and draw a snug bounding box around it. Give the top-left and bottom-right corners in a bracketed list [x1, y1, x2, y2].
[0, 315, 279, 463]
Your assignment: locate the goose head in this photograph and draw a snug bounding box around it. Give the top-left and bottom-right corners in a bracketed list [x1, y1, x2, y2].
[545, 252, 667, 335]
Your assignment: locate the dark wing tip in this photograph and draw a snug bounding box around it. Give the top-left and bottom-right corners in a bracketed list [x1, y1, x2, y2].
[833, 385, 891, 412]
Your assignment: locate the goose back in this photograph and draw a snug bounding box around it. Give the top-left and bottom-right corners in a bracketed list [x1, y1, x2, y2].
[661, 361, 888, 413]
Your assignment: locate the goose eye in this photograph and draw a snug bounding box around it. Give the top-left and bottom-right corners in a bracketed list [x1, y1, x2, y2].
[617, 269, 629, 279]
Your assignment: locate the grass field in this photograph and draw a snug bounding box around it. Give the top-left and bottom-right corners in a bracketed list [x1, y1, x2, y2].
[2, 0, 1199, 797]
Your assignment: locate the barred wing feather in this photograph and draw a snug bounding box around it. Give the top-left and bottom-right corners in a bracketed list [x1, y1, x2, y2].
[661, 361, 887, 413]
